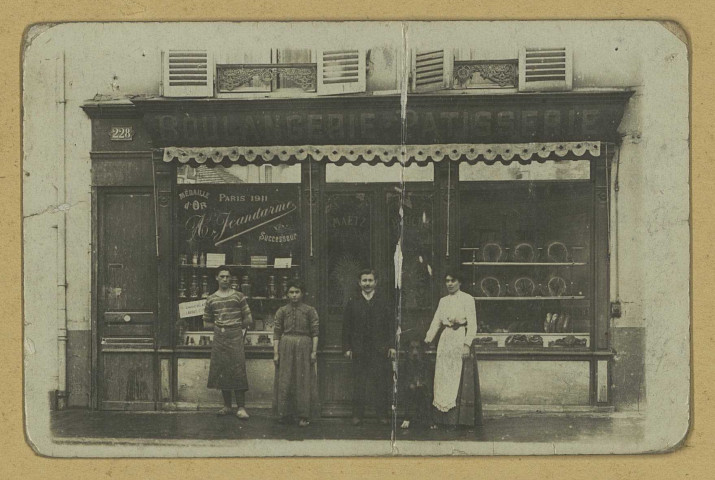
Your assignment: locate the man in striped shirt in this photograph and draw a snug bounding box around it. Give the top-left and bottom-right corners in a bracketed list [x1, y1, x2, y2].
[203, 266, 253, 419]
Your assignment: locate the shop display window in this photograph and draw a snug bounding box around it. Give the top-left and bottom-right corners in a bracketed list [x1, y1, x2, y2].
[175, 164, 302, 348]
[460, 162, 593, 350]
[326, 162, 434, 183]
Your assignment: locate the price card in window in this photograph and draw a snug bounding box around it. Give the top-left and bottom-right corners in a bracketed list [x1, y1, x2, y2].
[205, 253, 225, 268]
[179, 299, 207, 318]
[274, 257, 292, 269]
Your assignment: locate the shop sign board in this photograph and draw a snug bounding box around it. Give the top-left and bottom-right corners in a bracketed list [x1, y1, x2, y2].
[136, 93, 631, 147]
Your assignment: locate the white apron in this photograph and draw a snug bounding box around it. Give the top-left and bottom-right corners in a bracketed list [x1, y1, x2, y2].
[424, 290, 477, 412]
[432, 326, 467, 411]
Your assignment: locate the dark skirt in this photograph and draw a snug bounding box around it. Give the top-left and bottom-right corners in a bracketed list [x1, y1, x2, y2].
[207, 326, 248, 391]
[273, 335, 319, 419]
[432, 355, 483, 427]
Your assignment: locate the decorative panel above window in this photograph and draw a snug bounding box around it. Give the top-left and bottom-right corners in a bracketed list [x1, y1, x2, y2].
[317, 49, 366, 95]
[214, 50, 273, 93]
[518, 47, 573, 92]
[161, 50, 214, 98]
[411, 49, 453, 92]
[277, 49, 317, 91]
[216, 63, 317, 94]
[453, 59, 518, 89]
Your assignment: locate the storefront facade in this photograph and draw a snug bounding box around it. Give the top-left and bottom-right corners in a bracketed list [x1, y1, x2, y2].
[26, 24, 690, 421]
[81, 87, 630, 412]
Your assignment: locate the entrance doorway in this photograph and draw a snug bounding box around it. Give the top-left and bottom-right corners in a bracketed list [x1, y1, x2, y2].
[318, 163, 437, 415]
[96, 189, 158, 410]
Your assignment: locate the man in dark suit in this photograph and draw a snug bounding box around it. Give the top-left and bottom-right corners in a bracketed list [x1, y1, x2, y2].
[342, 269, 396, 426]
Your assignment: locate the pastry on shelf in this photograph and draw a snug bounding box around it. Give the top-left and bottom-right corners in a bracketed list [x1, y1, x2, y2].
[527, 335, 543, 346]
[556, 313, 571, 332]
[546, 241, 570, 263]
[478, 276, 505, 297]
[505, 334, 544, 347]
[548, 335, 588, 348]
[512, 242, 538, 262]
[547, 276, 568, 296]
[509, 276, 536, 297]
[481, 242, 504, 262]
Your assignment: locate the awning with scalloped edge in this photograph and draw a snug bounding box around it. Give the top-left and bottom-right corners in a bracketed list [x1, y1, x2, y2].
[162, 142, 603, 165]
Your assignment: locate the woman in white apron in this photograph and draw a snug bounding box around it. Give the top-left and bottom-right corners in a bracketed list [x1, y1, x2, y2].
[424, 271, 483, 428]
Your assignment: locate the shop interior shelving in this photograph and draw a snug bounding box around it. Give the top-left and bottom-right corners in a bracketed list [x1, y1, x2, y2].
[461, 246, 590, 350]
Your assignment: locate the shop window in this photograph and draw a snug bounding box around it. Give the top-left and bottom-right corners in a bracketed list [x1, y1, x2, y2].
[460, 181, 593, 350]
[459, 160, 590, 182]
[326, 163, 434, 183]
[174, 163, 303, 349]
[177, 164, 300, 184]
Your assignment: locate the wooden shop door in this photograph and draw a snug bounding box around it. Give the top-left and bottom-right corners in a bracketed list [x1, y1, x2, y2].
[319, 183, 436, 416]
[96, 189, 158, 410]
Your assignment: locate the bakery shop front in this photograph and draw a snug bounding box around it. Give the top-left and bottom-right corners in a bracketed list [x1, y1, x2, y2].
[83, 90, 630, 413]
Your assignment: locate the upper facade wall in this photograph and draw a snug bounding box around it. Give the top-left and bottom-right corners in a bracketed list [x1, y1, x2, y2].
[24, 21, 655, 104]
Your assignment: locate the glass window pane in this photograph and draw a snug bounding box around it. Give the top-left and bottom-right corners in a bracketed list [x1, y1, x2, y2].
[177, 164, 301, 184]
[459, 182, 593, 347]
[459, 160, 590, 181]
[325, 193, 372, 308]
[175, 182, 303, 342]
[326, 163, 434, 183]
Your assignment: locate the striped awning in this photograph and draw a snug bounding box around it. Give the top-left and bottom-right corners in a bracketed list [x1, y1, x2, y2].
[162, 142, 602, 165]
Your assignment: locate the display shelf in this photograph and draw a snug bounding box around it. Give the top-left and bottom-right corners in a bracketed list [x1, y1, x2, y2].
[473, 296, 587, 301]
[179, 330, 275, 347]
[474, 332, 590, 348]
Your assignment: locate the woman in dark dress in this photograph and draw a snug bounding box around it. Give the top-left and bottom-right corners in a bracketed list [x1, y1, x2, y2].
[273, 280, 319, 427]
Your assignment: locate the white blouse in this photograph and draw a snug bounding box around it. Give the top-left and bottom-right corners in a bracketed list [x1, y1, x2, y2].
[424, 290, 477, 346]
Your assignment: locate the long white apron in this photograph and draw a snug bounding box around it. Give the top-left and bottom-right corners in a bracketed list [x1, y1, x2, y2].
[432, 326, 466, 412]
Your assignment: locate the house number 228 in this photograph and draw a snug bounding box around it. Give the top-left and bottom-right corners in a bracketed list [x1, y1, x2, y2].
[109, 126, 134, 141]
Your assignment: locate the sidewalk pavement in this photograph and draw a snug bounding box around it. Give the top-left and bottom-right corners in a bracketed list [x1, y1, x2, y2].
[51, 408, 645, 445]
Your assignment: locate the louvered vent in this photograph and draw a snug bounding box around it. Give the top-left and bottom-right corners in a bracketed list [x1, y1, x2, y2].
[162, 50, 214, 98]
[518, 47, 572, 92]
[317, 49, 366, 95]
